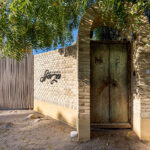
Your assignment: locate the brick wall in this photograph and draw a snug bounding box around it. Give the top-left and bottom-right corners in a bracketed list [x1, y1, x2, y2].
[34, 5, 150, 141]
[131, 16, 150, 119]
[34, 45, 78, 111]
[77, 3, 150, 141]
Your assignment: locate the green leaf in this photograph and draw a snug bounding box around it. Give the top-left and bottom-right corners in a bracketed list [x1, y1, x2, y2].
[0, 0, 150, 60]
[117, 0, 121, 9]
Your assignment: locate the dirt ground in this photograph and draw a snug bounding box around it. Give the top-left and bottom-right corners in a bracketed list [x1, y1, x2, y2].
[0, 110, 150, 150]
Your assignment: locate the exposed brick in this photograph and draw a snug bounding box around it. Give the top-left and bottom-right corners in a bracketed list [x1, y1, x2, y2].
[34, 45, 78, 111]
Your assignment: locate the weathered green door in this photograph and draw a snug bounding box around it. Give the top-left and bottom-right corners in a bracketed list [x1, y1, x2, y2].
[91, 41, 130, 128]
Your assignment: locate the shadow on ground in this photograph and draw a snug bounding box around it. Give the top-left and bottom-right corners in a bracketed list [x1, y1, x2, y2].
[0, 110, 150, 150]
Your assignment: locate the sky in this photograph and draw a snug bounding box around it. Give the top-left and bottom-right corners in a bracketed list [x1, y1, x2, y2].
[33, 29, 78, 55]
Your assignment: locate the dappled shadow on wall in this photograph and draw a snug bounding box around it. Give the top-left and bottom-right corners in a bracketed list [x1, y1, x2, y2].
[58, 44, 77, 59]
[36, 106, 76, 128]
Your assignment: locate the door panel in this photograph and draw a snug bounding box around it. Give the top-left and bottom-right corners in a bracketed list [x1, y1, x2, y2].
[110, 44, 128, 123]
[91, 43, 109, 123]
[91, 41, 129, 126]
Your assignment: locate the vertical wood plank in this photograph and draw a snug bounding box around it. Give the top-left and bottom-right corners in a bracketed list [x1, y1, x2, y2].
[91, 42, 109, 123]
[110, 43, 128, 123]
[0, 53, 33, 109]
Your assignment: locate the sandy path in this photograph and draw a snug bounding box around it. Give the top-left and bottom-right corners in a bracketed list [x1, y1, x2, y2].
[0, 110, 150, 150]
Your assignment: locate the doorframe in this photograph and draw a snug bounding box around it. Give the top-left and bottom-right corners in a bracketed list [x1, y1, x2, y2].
[127, 41, 132, 127]
[90, 40, 132, 129]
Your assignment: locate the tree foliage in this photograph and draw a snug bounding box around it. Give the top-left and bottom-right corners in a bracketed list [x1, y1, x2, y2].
[0, 0, 150, 61]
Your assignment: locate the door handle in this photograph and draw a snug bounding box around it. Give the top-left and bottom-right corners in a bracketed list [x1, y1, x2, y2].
[97, 78, 118, 94]
[97, 78, 109, 94]
[111, 79, 118, 87]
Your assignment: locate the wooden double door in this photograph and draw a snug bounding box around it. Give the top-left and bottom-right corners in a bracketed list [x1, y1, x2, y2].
[91, 41, 131, 128]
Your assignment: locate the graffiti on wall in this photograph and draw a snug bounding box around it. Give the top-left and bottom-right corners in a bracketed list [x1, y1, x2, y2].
[40, 70, 61, 84]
